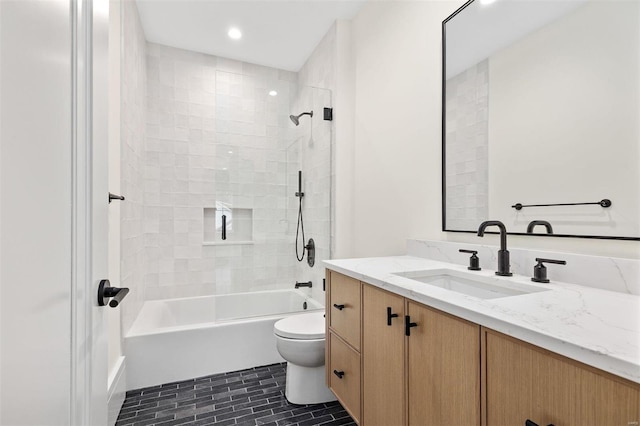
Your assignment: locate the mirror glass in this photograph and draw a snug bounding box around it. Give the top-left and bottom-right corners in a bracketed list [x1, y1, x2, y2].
[442, 0, 640, 240]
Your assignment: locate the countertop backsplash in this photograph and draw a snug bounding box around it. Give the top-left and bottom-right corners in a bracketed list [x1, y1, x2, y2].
[407, 239, 640, 296]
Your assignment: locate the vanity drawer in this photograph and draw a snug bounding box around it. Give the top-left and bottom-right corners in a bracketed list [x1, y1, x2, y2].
[329, 331, 361, 424]
[329, 271, 361, 350]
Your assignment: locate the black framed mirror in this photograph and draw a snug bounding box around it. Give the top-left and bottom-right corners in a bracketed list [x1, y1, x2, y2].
[442, 0, 640, 241]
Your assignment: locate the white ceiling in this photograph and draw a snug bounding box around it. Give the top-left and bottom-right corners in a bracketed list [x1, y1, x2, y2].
[135, 0, 366, 72]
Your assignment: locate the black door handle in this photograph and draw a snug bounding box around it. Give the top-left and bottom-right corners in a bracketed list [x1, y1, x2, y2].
[333, 303, 345, 310]
[98, 279, 129, 308]
[333, 370, 345, 379]
[387, 307, 399, 326]
[405, 315, 418, 336]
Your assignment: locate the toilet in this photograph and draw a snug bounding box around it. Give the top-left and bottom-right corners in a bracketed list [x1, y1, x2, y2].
[274, 311, 337, 405]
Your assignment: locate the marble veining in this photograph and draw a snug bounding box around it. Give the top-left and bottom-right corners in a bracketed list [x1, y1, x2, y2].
[324, 255, 640, 384]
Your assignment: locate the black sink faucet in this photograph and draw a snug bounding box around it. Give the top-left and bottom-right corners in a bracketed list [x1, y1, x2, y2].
[477, 220, 512, 276]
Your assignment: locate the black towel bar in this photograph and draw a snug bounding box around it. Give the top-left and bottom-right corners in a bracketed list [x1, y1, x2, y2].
[512, 199, 611, 210]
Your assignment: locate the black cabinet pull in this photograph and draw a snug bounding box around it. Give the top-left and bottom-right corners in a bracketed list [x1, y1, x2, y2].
[221, 214, 227, 240]
[525, 420, 554, 426]
[333, 370, 345, 379]
[387, 307, 399, 326]
[405, 315, 418, 336]
[333, 303, 345, 310]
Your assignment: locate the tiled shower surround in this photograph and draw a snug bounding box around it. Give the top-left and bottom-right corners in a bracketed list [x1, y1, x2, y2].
[121, 3, 333, 333]
[445, 59, 489, 231]
[143, 42, 302, 299]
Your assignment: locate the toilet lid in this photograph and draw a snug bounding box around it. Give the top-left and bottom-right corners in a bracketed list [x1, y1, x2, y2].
[274, 311, 325, 339]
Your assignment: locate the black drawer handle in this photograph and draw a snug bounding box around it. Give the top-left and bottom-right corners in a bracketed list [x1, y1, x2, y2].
[387, 306, 399, 326]
[405, 315, 418, 336]
[333, 303, 345, 310]
[525, 420, 554, 426]
[333, 370, 345, 379]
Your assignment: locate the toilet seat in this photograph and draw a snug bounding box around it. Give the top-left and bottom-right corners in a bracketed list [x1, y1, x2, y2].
[274, 311, 325, 340]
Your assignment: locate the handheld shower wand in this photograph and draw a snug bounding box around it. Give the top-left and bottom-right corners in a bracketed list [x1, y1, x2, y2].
[295, 170, 315, 267]
[295, 171, 305, 262]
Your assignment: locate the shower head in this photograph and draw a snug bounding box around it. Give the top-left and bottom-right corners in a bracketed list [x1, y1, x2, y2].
[289, 111, 313, 126]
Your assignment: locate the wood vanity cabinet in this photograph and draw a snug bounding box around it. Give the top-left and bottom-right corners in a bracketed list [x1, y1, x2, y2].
[484, 328, 640, 426]
[326, 269, 640, 426]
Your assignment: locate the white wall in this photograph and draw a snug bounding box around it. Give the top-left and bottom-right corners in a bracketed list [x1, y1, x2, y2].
[350, 1, 454, 257]
[0, 0, 73, 423]
[347, 0, 640, 260]
[333, 20, 356, 259]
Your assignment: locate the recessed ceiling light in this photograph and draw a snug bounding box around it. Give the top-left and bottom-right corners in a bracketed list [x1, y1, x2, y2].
[269, 90, 278, 97]
[480, 0, 497, 5]
[228, 27, 242, 40]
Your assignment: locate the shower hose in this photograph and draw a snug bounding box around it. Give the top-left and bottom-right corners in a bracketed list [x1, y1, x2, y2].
[296, 193, 305, 262]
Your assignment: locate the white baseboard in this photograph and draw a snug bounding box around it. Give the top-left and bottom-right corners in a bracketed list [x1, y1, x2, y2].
[107, 356, 126, 426]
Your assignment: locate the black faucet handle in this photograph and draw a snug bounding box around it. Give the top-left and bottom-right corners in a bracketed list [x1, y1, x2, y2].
[532, 258, 567, 283]
[459, 249, 481, 271]
[459, 249, 477, 254]
[535, 258, 567, 265]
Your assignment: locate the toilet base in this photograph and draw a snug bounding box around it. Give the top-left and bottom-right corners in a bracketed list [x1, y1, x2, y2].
[284, 363, 337, 405]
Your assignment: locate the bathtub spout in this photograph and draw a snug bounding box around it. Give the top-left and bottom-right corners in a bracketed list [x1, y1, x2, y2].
[295, 281, 312, 289]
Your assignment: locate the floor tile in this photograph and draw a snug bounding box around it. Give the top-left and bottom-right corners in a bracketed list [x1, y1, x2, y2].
[116, 363, 356, 426]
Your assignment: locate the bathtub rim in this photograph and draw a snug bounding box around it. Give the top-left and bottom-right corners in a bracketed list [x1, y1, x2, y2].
[126, 290, 324, 338]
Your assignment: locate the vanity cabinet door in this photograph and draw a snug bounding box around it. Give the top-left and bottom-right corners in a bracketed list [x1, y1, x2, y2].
[362, 285, 405, 426]
[328, 271, 361, 351]
[484, 329, 640, 426]
[329, 332, 361, 424]
[406, 301, 480, 426]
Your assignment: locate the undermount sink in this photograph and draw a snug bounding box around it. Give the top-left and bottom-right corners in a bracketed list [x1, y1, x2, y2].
[393, 270, 549, 300]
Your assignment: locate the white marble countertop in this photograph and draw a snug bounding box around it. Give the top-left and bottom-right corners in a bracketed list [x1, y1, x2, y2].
[324, 256, 640, 384]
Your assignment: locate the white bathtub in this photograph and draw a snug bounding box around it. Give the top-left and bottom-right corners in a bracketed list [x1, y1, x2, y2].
[125, 289, 323, 390]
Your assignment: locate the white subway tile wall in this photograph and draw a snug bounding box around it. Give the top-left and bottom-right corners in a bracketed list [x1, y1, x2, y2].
[445, 59, 489, 231]
[121, 4, 334, 334]
[120, 1, 148, 333]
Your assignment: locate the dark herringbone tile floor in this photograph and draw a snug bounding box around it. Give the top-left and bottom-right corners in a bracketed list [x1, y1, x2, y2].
[116, 363, 355, 426]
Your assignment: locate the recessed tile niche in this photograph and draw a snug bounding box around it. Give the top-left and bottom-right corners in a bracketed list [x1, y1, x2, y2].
[203, 207, 253, 245]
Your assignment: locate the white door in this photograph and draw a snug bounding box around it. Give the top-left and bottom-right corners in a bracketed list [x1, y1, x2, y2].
[85, 0, 111, 424]
[0, 0, 110, 424]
